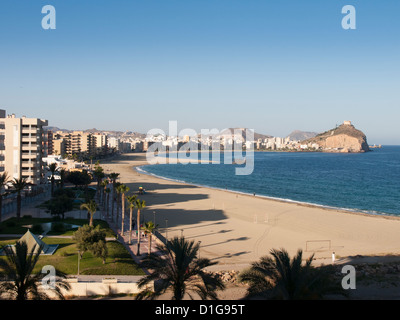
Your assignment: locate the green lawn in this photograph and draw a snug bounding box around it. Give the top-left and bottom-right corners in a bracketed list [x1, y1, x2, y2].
[0, 237, 145, 276]
[0, 217, 116, 238]
[0, 217, 143, 276]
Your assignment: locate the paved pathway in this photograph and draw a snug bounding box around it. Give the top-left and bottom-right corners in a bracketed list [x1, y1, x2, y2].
[1, 186, 163, 277]
[101, 203, 163, 273]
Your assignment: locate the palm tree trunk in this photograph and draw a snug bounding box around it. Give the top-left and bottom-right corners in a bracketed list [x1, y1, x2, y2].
[129, 207, 133, 244]
[89, 213, 94, 226]
[121, 194, 125, 236]
[137, 209, 141, 255]
[106, 193, 109, 218]
[148, 233, 152, 255]
[51, 177, 54, 196]
[111, 192, 115, 221]
[116, 195, 120, 225]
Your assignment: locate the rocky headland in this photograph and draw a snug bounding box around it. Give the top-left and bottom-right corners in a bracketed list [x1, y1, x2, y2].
[302, 121, 370, 153]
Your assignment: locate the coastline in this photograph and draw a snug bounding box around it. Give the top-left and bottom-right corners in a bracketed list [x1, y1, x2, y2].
[136, 164, 400, 221]
[100, 152, 400, 268]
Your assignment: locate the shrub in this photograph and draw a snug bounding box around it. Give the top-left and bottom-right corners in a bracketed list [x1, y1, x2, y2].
[5, 221, 16, 227]
[73, 224, 108, 262]
[22, 215, 32, 219]
[31, 224, 44, 234]
[53, 188, 75, 199]
[51, 222, 65, 233]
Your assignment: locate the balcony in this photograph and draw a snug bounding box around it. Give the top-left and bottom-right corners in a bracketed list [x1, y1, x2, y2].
[22, 128, 39, 135]
[22, 153, 39, 160]
[22, 145, 39, 151]
[22, 136, 38, 143]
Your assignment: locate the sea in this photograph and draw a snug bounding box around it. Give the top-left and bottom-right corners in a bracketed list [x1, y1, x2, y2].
[137, 146, 400, 217]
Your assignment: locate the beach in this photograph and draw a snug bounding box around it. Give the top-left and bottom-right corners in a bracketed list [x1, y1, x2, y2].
[100, 152, 400, 269]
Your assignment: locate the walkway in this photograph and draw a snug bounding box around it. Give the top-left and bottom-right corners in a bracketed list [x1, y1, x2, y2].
[101, 206, 163, 272]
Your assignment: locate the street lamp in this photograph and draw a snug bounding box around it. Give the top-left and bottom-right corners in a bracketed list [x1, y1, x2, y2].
[153, 211, 156, 225]
[77, 250, 81, 276]
[181, 229, 184, 238]
[165, 219, 168, 240]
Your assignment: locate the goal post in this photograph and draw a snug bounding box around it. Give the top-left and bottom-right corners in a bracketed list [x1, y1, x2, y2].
[305, 240, 331, 252]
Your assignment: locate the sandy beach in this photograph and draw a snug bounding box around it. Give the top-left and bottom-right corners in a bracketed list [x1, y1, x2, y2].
[100, 152, 400, 270]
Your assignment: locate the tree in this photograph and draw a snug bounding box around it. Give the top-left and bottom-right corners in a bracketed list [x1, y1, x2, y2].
[100, 179, 109, 206]
[0, 241, 70, 300]
[49, 163, 58, 196]
[66, 170, 92, 189]
[127, 195, 137, 245]
[80, 200, 98, 226]
[91, 240, 108, 264]
[135, 199, 146, 255]
[73, 225, 108, 263]
[238, 248, 347, 300]
[11, 178, 29, 220]
[93, 164, 105, 200]
[136, 237, 225, 300]
[114, 182, 122, 225]
[143, 221, 158, 255]
[46, 194, 74, 220]
[105, 188, 111, 219]
[0, 172, 10, 223]
[108, 172, 119, 221]
[59, 168, 67, 189]
[117, 184, 130, 236]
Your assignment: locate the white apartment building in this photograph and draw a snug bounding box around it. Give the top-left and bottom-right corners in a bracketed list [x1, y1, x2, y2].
[1, 111, 48, 185]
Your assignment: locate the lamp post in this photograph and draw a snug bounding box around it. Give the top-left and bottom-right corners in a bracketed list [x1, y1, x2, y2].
[77, 250, 81, 276]
[153, 211, 156, 225]
[181, 229, 184, 238]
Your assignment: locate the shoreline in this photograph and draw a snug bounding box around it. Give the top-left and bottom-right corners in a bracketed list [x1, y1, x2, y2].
[100, 152, 400, 268]
[136, 162, 400, 222]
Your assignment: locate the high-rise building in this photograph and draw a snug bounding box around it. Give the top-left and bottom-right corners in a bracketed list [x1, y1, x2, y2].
[2, 111, 48, 185]
[93, 133, 108, 155]
[54, 131, 95, 157]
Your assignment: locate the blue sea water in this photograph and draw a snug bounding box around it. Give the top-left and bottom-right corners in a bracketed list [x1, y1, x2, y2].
[138, 146, 400, 216]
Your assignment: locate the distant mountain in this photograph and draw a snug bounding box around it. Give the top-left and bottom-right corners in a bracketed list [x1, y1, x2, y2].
[286, 130, 318, 141]
[212, 128, 272, 141]
[44, 126, 70, 132]
[301, 121, 370, 153]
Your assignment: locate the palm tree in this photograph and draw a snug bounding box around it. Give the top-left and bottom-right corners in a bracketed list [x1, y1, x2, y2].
[114, 182, 122, 225]
[0, 172, 10, 222]
[80, 200, 98, 227]
[49, 163, 57, 196]
[239, 248, 347, 300]
[135, 198, 146, 255]
[59, 168, 67, 189]
[117, 184, 130, 236]
[100, 179, 109, 206]
[136, 236, 225, 300]
[93, 165, 105, 200]
[105, 188, 111, 219]
[142, 221, 158, 255]
[11, 178, 28, 220]
[0, 241, 70, 300]
[108, 172, 119, 221]
[127, 195, 137, 245]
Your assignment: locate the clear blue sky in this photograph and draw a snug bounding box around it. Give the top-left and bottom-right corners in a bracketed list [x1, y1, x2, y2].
[0, 1, 399, 144]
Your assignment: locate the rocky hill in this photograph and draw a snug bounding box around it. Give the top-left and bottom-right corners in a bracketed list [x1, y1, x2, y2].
[301, 121, 370, 153]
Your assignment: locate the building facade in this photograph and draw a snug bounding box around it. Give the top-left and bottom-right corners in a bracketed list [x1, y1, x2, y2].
[2, 111, 48, 185]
